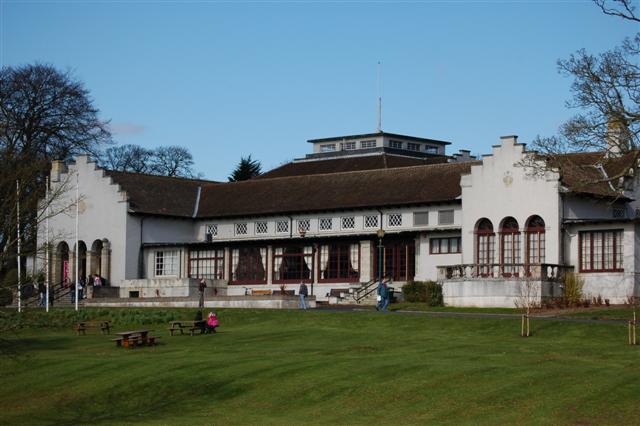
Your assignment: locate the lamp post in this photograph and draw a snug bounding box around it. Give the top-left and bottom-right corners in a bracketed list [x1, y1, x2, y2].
[377, 228, 385, 283]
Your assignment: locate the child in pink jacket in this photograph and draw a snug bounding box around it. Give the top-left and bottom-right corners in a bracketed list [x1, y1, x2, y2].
[207, 312, 219, 334]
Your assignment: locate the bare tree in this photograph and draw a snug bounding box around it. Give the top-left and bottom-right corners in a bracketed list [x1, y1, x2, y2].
[100, 144, 154, 174]
[515, 277, 541, 337]
[0, 64, 110, 293]
[151, 145, 197, 178]
[594, 0, 640, 22]
[520, 32, 640, 186]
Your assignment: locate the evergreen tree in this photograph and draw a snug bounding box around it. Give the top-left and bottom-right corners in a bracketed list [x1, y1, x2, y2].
[228, 155, 262, 182]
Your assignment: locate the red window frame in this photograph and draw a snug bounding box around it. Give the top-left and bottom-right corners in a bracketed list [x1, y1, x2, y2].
[272, 245, 313, 284]
[500, 218, 520, 277]
[579, 230, 624, 273]
[319, 243, 360, 283]
[429, 237, 461, 254]
[229, 246, 267, 285]
[188, 249, 225, 280]
[373, 239, 415, 282]
[476, 219, 495, 277]
[525, 216, 545, 266]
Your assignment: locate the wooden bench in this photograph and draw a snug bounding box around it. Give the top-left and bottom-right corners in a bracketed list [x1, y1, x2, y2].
[168, 324, 186, 336]
[251, 289, 272, 296]
[75, 320, 111, 335]
[169, 320, 206, 336]
[111, 337, 140, 348]
[111, 335, 160, 348]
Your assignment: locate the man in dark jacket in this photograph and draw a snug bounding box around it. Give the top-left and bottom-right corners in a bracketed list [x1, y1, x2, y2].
[377, 280, 389, 311]
[38, 281, 46, 307]
[198, 278, 207, 309]
[298, 282, 309, 310]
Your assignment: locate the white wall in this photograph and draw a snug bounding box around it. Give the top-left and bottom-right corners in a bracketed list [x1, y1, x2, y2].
[194, 204, 461, 243]
[460, 136, 562, 265]
[39, 156, 129, 286]
[564, 196, 626, 220]
[416, 232, 462, 281]
[565, 222, 637, 303]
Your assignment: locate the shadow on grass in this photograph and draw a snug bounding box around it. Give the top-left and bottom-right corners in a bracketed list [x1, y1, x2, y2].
[26, 376, 247, 426]
[0, 335, 72, 360]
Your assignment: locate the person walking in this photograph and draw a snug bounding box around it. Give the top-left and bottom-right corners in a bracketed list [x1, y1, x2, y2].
[198, 278, 207, 309]
[377, 280, 389, 311]
[38, 281, 46, 307]
[298, 282, 309, 310]
[78, 277, 85, 300]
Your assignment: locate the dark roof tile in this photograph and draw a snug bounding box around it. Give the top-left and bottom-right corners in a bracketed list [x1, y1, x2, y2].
[197, 162, 478, 218]
[257, 154, 448, 179]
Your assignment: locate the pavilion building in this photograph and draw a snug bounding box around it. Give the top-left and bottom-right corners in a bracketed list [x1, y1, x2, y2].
[38, 132, 640, 307]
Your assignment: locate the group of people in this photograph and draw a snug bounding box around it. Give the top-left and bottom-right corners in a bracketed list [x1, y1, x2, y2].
[35, 273, 107, 307]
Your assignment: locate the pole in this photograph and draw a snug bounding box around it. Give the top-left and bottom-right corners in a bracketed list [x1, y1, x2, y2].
[75, 172, 79, 311]
[45, 176, 50, 312]
[377, 237, 383, 283]
[377, 61, 382, 133]
[16, 180, 21, 313]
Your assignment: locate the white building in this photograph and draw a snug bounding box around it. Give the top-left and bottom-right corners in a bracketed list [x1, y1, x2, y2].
[38, 132, 640, 307]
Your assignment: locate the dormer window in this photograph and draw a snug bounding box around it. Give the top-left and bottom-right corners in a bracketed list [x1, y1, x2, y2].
[342, 141, 356, 150]
[389, 140, 403, 149]
[320, 144, 336, 152]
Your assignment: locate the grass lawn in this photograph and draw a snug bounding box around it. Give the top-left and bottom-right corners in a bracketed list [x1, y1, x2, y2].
[0, 308, 639, 425]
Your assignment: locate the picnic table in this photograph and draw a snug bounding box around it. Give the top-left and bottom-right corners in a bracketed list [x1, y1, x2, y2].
[168, 320, 207, 336]
[75, 320, 111, 335]
[112, 329, 159, 348]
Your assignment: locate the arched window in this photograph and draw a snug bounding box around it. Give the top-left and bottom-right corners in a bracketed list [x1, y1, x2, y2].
[526, 216, 546, 265]
[476, 219, 495, 276]
[500, 217, 520, 277]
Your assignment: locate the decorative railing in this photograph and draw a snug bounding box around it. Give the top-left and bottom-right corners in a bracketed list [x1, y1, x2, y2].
[436, 263, 574, 282]
[353, 277, 392, 303]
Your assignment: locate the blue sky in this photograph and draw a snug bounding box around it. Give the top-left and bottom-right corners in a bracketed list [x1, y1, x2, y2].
[2, 1, 638, 180]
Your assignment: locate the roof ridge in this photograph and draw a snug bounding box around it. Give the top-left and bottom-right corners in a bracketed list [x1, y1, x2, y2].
[105, 169, 219, 184]
[210, 159, 480, 187]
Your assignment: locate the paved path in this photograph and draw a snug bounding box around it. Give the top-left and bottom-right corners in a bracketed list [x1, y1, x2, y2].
[315, 305, 629, 325]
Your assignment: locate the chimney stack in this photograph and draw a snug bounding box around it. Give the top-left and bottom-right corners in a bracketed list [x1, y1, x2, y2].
[50, 160, 67, 183]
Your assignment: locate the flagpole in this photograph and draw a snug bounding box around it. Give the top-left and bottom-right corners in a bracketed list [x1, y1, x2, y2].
[16, 180, 21, 313]
[45, 176, 50, 313]
[75, 172, 79, 312]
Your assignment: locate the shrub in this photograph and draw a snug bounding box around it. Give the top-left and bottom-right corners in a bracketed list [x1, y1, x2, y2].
[402, 281, 443, 306]
[563, 272, 584, 307]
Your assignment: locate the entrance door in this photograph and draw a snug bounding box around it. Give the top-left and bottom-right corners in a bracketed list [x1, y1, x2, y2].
[373, 239, 416, 282]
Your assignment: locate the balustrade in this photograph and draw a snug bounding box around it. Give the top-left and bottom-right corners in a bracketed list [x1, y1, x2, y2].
[437, 263, 573, 281]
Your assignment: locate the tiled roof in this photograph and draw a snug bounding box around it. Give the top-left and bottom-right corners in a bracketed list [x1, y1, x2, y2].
[104, 171, 216, 217]
[550, 151, 638, 199]
[257, 154, 448, 179]
[102, 150, 639, 219]
[197, 162, 478, 219]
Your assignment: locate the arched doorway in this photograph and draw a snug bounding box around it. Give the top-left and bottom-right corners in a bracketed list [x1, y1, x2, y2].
[56, 242, 69, 286]
[77, 241, 87, 280]
[90, 239, 103, 277]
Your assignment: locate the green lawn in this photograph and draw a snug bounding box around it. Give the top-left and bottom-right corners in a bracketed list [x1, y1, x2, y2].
[0, 308, 638, 425]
